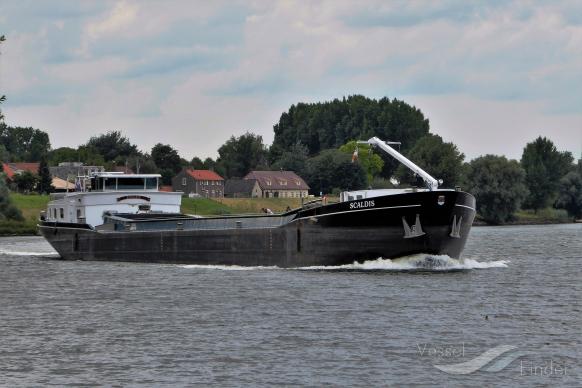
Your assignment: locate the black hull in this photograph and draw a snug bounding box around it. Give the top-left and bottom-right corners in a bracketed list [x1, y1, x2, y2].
[39, 191, 475, 267]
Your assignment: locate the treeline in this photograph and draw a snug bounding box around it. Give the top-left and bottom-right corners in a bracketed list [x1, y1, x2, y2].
[1, 91, 581, 224]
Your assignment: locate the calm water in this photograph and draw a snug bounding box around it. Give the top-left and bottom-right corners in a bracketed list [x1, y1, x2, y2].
[0, 224, 580, 387]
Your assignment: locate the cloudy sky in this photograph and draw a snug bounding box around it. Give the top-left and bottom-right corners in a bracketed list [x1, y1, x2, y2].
[1, 0, 580, 161]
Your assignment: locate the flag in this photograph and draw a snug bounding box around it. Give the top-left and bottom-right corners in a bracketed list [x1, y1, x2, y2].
[75, 178, 82, 192]
[352, 146, 359, 163]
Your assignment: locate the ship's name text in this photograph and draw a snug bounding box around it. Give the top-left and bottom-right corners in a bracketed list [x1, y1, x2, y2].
[350, 200, 375, 209]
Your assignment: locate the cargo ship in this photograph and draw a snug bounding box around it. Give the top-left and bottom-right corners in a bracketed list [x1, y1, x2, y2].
[38, 138, 476, 267]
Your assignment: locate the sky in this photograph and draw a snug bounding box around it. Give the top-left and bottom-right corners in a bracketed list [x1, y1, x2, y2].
[1, 0, 581, 161]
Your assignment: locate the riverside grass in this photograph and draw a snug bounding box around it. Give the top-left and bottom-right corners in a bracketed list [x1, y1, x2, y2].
[0, 193, 574, 236]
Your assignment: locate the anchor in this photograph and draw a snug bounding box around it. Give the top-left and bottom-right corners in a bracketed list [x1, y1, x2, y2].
[402, 214, 425, 239]
[450, 215, 463, 238]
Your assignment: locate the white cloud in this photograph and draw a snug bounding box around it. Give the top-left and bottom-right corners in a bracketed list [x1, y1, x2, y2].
[2, 0, 581, 162]
[86, 0, 138, 39]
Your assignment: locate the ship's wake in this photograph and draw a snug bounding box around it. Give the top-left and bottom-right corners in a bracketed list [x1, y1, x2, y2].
[0, 249, 60, 258]
[179, 254, 508, 272]
[298, 254, 509, 271]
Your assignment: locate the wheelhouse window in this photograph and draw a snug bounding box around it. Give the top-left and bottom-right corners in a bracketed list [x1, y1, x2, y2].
[105, 178, 116, 190]
[60, 208, 64, 219]
[146, 178, 158, 190]
[117, 177, 146, 190]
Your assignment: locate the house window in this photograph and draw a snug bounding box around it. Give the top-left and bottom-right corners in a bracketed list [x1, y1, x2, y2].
[279, 179, 287, 186]
[182, 178, 187, 186]
[295, 180, 301, 186]
[266, 179, 272, 186]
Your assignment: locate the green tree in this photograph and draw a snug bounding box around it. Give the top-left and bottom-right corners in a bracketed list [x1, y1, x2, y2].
[76, 145, 106, 166]
[86, 131, 139, 162]
[151, 144, 181, 172]
[339, 140, 384, 184]
[556, 161, 582, 219]
[217, 132, 268, 178]
[303, 149, 367, 194]
[0, 125, 51, 162]
[13, 171, 39, 193]
[270, 95, 429, 178]
[395, 134, 464, 188]
[521, 137, 574, 212]
[190, 157, 204, 169]
[48, 147, 80, 165]
[37, 156, 54, 194]
[466, 155, 528, 224]
[126, 154, 158, 174]
[271, 142, 309, 175]
[0, 174, 24, 221]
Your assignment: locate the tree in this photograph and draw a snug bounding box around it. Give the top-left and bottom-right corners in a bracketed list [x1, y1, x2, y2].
[0, 174, 24, 221]
[151, 143, 181, 172]
[521, 137, 574, 212]
[37, 156, 54, 194]
[271, 142, 310, 175]
[216, 132, 268, 178]
[339, 140, 384, 185]
[0, 125, 51, 162]
[466, 155, 528, 224]
[395, 134, 464, 188]
[556, 161, 582, 219]
[48, 147, 80, 165]
[13, 171, 39, 193]
[303, 149, 367, 195]
[190, 157, 204, 169]
[76, 145, 106, 166]
[270, 95, 430, 178]
[126, 154, 158, 174]
[86, 131, 139, 162]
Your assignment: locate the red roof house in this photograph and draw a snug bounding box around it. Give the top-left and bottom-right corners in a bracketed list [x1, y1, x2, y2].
[2, 162, 40, 180]
[172, 169, 225, 198]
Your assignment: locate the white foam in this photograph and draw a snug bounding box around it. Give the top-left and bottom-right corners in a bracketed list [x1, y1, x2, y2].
[178, 255, 508, 271]
[0, 249, 59, 257]
[299, 254, 509, 271]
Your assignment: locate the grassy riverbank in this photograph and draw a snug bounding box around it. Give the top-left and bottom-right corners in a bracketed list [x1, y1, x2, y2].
[0, 194, 50, 235]
[0, 193, 575, 236]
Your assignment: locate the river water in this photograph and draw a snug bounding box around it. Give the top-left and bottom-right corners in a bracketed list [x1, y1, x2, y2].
[0, 224, 580, 387]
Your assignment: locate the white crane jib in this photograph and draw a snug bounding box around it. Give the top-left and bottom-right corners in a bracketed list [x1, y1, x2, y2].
[358, 137, 440, 191]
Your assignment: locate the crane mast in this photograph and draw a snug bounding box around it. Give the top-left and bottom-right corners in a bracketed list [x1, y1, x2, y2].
[358, 137, 440, 191]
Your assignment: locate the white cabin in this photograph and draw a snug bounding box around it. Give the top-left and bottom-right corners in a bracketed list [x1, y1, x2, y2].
[43, 172, 182, 228]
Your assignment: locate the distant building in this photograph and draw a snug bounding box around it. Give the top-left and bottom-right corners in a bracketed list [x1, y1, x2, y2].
[172, 169, 225, 198]
[49, 162, 105, 180]
[2, 162, 40, 180]
[244, 171, 309, 198]
[224, 179, 261, 198]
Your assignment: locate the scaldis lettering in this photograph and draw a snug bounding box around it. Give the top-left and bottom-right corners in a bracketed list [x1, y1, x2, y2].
[349, 200, 375, 210]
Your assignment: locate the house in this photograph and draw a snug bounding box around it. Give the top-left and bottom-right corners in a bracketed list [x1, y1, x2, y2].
[2, 162, 40, 180]
[224, 179, 262, 198]
[172, 169, 225, 198]
[244, 171, 309, 198]
[49, 162, 105, 180]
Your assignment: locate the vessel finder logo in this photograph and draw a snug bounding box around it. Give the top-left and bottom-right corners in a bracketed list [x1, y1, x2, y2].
[432, 345, 522, 374]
